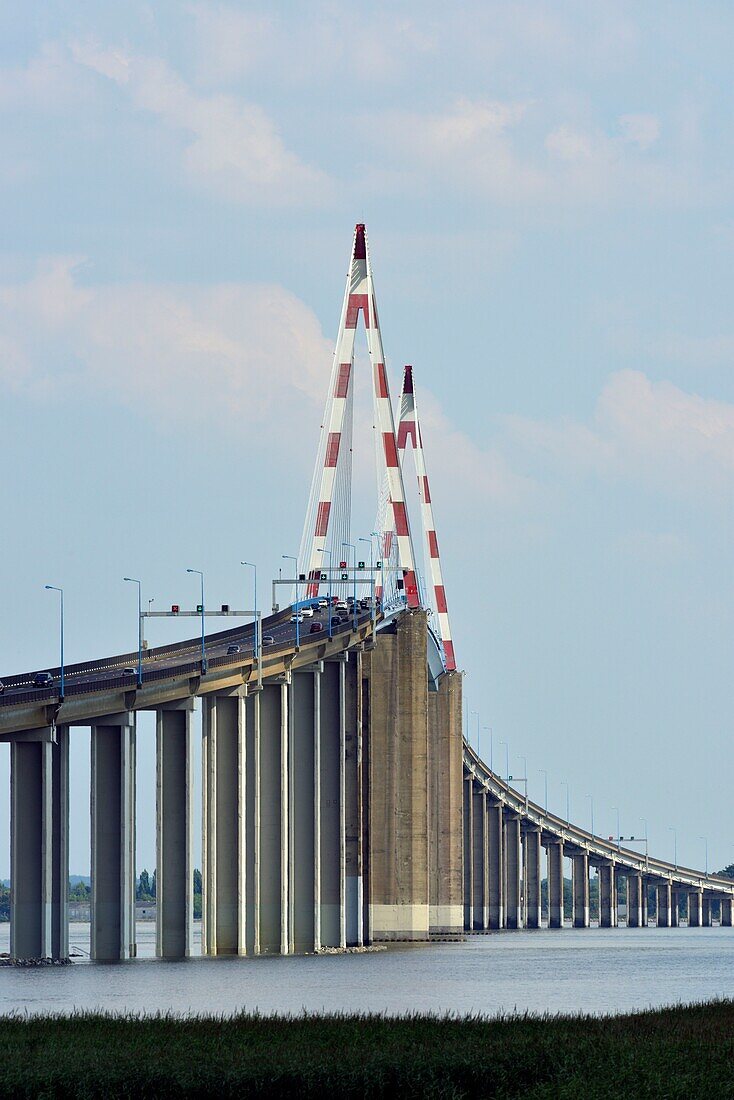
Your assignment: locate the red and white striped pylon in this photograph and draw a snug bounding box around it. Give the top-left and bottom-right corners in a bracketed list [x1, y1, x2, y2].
[302, 225, 420, 608]
[396, 365, 457, 670]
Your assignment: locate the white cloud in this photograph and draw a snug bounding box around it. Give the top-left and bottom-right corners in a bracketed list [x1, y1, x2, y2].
[619, 113, 660, 149]
[0, 42, 82, 110]
[70, 41, 329, 205]
[506, 369, 734, 496]
[0, 256, 334, 429]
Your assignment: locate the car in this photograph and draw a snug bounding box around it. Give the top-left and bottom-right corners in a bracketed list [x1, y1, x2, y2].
[300, 607, 314, 617]
[33, 671, 54, 686]
[360, 599, 371, 609]
[290, 613, 304, 623]
[0, 680, 4, 695]
[226, 644, 241, 654]
[336, 601, 348, 612]
[317, 599, 329, 609]
[262, 635, 275, 647]
[309, 621, 324, 634]
[333, 614, 347, 624]
[121, 667, 137, 677]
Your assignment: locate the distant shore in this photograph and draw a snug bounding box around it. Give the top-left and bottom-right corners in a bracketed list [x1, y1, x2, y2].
[0, 1000, 732, 1096]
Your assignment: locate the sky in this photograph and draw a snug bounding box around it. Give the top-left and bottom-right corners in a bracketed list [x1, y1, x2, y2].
[1, 1, 733, 878]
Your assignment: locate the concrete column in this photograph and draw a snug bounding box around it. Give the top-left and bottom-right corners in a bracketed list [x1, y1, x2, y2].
[428, 671, 463, 936]
[572, 853, 590, 928]
[344, 652, 363, 946]
[245, 692, 260, 955]
[90, 714, 136, 961]
[487, 799, 504, 929]
[670, 889, 679, 927]
[463, 776, 473, 930]
[721, 898, 733, 927]
[627, 873, 643, 928]
[702, 895, 712, 927]
[641, 880, 649, 927]
[366, 611, 429, 941]
[617, 874, 628, 926]
[656, 882, 672, 927]
[156, 702, 193, 959]
[547, 840, 564, 929]
[9, 726, 68, 960]
[471, 787, 485, 928]
[505, 814, 522, 929]
[319, 660, 345, 948]
[599, 863, 617, 928]
[290, 669, 319, 953]
[688, 890, 703, 927]
[524, 829, 542, 929]
[257, 681, 289, 953]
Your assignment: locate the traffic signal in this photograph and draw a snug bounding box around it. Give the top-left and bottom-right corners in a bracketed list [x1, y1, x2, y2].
[221, 604, 229, 613]
[171, 605, 180, 613]
[339, 560, 347, 569]
[358, 560, 365, 569]
[341, 572, 349, 581]
[299, 573, 306, 581]
[320, 572, 327, 581]
[196, 604, 203, 613]
[376, 560, 382, 568]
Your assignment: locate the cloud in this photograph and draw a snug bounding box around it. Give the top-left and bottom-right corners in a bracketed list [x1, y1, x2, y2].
[506, 369, 734, 496]
[619, 113, 660, 149]
[70, 41, 329, 205]
[0, 42, 82, 110]
[0, 256, 334, 429]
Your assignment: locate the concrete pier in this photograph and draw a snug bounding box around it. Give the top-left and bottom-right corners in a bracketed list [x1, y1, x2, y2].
[524, 828, 542, 929]
[91, 714, 136, 960]
[702, 895, 712, 927]
[599, 863, 617, 928]
[258, 682, 289, 953]
[572, 854, 590, 928]
[319, 659, 345, 948]
[427, 670, 463, 935]
[463, 777, 473, 929]
[487, 799, 504, 929]
[156, 702, 193, 958]
[627, 873, 643, 927]
[9, 726, 68, 960]
[722, 898, 733, 927]
[471, 786, 486, 928]
[688, 889, 703, 927]
[657, 882, 672, 927]
[547, 840, 564, 928]
[290, 669, 318, 953]
[670, 889, 679, 927]
[504, 814, 522, 929]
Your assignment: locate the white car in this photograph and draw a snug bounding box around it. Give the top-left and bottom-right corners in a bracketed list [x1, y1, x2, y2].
[290, 613, 304, 624]
[300, 607, 314, 617]
[317, 599, 329, 609]
[336, 601, 348, 612]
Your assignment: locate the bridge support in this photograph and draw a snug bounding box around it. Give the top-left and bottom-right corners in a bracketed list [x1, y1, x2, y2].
[428, 670, 463, 935]
[572, 854, 590, 928]
[290, 669, 319, 952]
[319, 659, 347, 949]
[524, 828, 542, 929]
[487, 799, 504, 929]
[257, 682, 290, 953]
[688, 889, 703, 927]
[91, 714, 136, 960]
[156, 702, 194, 959]
[670, 889, 680, 927]
[627, 873, 643, 927]
[547, 840, 564, 928]
[656, 882, 672, 927]
[702, 895, 712, 927]
[9, 725, 68, 961]
[471, 786, 487, 929]
[463, 777, 473, 929]
[722, 898, 733, 927]
[504, 814, 522, 929]
[599, 863, 617, 928]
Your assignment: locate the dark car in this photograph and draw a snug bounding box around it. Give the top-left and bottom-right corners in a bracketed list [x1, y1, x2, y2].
[227, 644, 241, 655]
[309, 621, 323, 634]
[33, 671, 54, 686]
[262, 635, 275, 647]
[122, 667, 137, 677]
[0, 680, 4, 695]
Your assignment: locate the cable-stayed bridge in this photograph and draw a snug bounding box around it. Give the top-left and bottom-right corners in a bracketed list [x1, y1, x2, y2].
[2, 226, 732, 961]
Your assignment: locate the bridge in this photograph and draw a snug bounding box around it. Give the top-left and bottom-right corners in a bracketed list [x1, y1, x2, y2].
[2, 225, 732, 961]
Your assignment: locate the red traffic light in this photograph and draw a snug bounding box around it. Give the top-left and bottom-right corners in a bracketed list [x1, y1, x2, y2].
[339, 561, 347, 569]
[171, 604, 180, 614]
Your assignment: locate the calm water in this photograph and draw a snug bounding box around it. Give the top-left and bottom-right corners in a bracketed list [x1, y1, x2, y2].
[1, 922, 733, 1018]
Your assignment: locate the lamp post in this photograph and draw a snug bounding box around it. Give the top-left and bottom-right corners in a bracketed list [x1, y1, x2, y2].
[561, 780, 570, 826]
[639, 817, 649, 870]
[44, 585, 64, 700]
[342, 542, 357, 631]
[471, 710, 479, 756]
[612, 805, 620, 850]
[669, 826, 678, 870]
[499, 739, 509, 785]
[123, 577, 143, 686]
[241, 561, 258, 664]
[698, 835, 708, 876]
[539, 768, 548, 813]
[586, 794, 595, 837]
[518, 754, 528, 810]
[317, 548, 333, 637]
[371, 531, 384, 610]
[483, 726, 493, 773]
[282, 555, 299, 648]
[186, 569, 206, 673]
[359, 536, 376, 628]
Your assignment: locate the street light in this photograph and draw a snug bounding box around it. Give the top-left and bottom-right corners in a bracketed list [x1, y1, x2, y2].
[518, 754, 528, 810]
[44, 585, 64, 700]
[586, 794, 595, 837]
[483, 726, 493, 774]
[471, 710, 479, 757]
[612, 805, 620, 850]
[698, 835, 708, 876]
[123, 577, 143, 687]
[561, 780, 570, 825]
[317, 548, 333, 637]
[499, 739, 509, 785]
[371, 531, 384, 610]
[359, 536, 376, 628]
[282, 555, 299, 648]
[669, 826, 678, 870]
[639, 817, 649, 869]
[186, 569, 206, 673]
[342, 542, 357, 631]
[240, 562, 258, 664]
[539, 768, 548, 813]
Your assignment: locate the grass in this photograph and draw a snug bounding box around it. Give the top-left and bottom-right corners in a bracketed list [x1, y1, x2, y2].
[0, 1000, 732, 1097]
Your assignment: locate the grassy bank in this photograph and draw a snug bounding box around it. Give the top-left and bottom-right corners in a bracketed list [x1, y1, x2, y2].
[0, 1000, 732, 1097]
